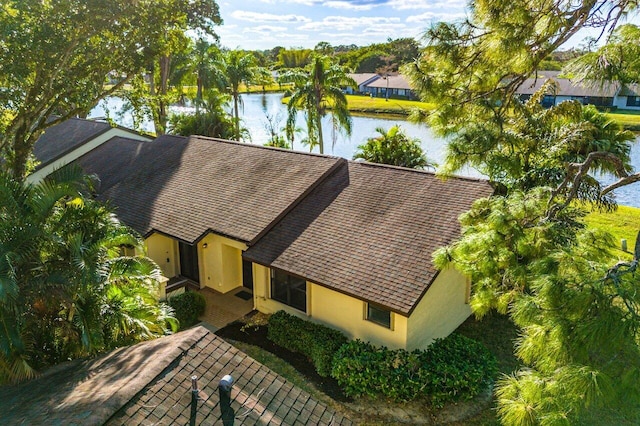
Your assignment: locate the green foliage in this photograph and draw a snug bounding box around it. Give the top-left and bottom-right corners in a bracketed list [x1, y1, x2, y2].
[0, 167, 176, 383]
[279, 55, 356, 154]
[168, 291, 206, 330]
[331, 334, 497, 407]
[267, 311, 348, 377]
[0, 0, 222, 178]
[169, 90, 236, 139]
[353, 125, 434, 169]
[218, 50, 259, 140]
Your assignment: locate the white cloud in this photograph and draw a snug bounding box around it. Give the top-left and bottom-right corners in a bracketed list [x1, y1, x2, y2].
[231, 10, 311, 23]
[387, 0, 466, 10]
[406, 11, 466, 23]
[323, 1, 377, 10]
[298, 16, 402, 32]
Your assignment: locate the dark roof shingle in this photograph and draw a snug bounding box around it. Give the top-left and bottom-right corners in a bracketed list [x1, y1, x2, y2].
[244, 162, 493, 315]
[33, 118, 111, 168]
[0, 327, 352, 425]
[77, 135, 344, 243]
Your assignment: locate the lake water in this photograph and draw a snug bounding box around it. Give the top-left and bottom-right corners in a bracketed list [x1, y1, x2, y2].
[90, 93, 640, 208]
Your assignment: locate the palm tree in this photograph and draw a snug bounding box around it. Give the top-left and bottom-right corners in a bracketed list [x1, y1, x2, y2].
[279, 55, 356, 154]
[218, 50, 257, 140]
[0, 167, 175, 383]
[353, 125, 435, 169]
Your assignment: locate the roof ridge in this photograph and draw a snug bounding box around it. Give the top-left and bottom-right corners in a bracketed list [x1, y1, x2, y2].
[348, 159, 489, 183]
[187, 135, 343, 160]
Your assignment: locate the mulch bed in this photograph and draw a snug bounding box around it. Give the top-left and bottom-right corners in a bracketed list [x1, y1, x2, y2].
[216, 321, 350, 402]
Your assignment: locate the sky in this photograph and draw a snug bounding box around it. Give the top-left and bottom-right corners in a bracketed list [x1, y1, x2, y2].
[215, 0, 468, 50]
[215, 0, 640, 52]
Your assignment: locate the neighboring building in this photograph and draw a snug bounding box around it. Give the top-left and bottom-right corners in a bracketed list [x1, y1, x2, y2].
[28, 117, 151, 184]
[346, 72, 380, 94]
[0, 326, 351, 425]
[72, 134, 493, 350]
[363, 74, 417, 100]
[515, 71, 640, 110]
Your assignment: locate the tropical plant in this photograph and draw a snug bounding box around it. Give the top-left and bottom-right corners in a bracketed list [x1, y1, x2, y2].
[169, 90, 236, 139]
[353, 125, 434, 169]
[217, 50, 258, 140]
[0, 167, 176, 383]
[279, 55, 356, 154]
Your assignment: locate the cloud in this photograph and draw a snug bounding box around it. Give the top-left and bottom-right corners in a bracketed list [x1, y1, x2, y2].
[244, 25, 289, 34]
[406, 11, 466, 23]
[387, 0, 466, 10]
[324, 1, 377, 11]
[298, 15, 402, 32]
[231, 10, 311, 23]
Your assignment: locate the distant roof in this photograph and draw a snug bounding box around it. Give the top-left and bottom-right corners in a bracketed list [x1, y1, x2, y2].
[244, 162, 493, 315]
[33, 118, 111, 168]
[619, 83, 640, 97]
[0, 327, 351, 425]
[367, 74, 412, 90]
[515, 71, 621, 97]
[348, 73, 380, 86]
[77, 135, 344, 244]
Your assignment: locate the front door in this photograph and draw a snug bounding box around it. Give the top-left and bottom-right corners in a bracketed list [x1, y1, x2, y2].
[178, 242, 200, 283]
[242, 259, 253, 291]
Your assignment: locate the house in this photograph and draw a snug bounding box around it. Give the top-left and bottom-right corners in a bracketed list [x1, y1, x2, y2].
[0, 326, 351, 425]
[346, 72, 380, 94]
[71, 133, 493, 350]
[363, 74, 417, 100]
[515, 71, 640, 110]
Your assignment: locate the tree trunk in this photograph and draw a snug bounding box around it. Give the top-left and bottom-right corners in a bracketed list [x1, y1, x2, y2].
[233, 93, 240, 140]
[155, 55, 171, 136]
[316, 111, 324, 154]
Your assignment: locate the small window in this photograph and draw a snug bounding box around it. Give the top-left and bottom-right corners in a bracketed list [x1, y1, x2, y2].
[627, 96, 640, 107]
[270, 269, 307, 312]
[366, 304, 391, 328]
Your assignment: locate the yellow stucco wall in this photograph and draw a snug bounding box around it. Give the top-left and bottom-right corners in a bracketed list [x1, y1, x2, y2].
[253, 264, 409, 349]
[145, 233, 178, 278]
[198, 234, 247, 293]
[406, 268, 471, 351]
[27, 128, 151, 184]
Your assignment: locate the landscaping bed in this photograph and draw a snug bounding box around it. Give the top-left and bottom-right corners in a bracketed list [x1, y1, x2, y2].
[215, 316, 349, 402]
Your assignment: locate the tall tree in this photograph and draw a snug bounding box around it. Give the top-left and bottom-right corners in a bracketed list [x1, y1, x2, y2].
[0, 167, 176, 383]
[406, 0, 640, 422]
[279, 55, 356, 154]
[353, 125, 434, 169]
[217, 50, 258, 140]
[0, 0, 221, 178]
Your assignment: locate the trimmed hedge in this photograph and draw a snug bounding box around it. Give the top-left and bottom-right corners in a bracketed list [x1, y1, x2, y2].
[267, 310, 348, 377]
[168, 291, 206, 330]
[331, 333, 497, 407]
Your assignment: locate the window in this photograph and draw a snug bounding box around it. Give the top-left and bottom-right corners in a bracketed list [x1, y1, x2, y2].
[270, 269, 306, 312]
[366, 304, 391, 328]
[627, 96, 640, 107]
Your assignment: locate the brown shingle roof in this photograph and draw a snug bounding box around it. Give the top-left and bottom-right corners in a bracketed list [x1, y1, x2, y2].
[515, 72, 621, 97]
[0, 327, 351, 425]
[367, 74, 412, 90]
[77, 135, 344, 244]
[33, 117, 111, 168]
[244, 161, 493, 315]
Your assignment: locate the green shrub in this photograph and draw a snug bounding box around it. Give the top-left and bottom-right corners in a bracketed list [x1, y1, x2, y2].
[168, 291, 206, 330]
[331, 334, 497, 406]
[267, 310, 348, 377]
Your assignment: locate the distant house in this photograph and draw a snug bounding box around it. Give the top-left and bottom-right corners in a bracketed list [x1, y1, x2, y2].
[0, 326, 351, 425]
[346, 72, 380, 94]
[363, 74, 417, 100]
[28, 117, 151, 183]
[515, 71, 640, 110]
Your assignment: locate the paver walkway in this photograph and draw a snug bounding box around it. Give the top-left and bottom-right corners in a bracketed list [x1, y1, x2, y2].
[196, 286, 254, 331]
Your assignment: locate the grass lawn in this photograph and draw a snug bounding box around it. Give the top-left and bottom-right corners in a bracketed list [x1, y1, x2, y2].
[604, 109, 640, 131]
[584, 204, 640, 258]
